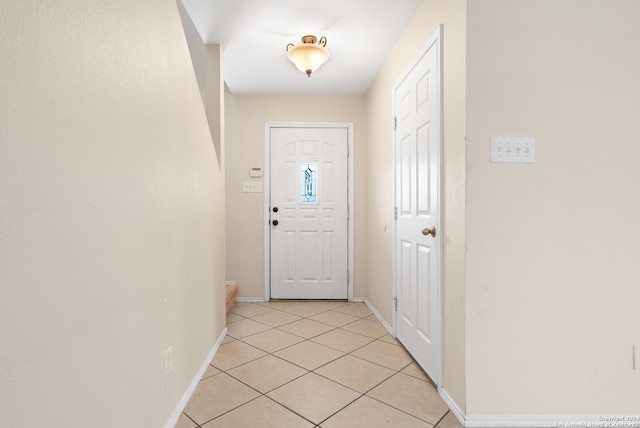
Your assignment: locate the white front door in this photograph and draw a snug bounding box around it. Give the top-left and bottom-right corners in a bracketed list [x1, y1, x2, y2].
[269, 127, 348, 299]
[394, 29, 442, 384]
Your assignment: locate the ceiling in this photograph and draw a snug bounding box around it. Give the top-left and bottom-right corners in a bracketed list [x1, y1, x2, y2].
[180, 0, 422, 95]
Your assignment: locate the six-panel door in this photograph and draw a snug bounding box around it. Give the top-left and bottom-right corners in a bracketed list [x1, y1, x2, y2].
[270, 127, 348, 299]
[394, 31, 442, 384]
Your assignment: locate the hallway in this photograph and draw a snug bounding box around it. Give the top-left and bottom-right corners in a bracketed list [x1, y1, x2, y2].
[176, 301, 461, 427]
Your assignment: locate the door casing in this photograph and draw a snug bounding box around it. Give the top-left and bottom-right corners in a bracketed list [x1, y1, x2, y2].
[391, 26, 444, 387]
[264, 122, 355, 301]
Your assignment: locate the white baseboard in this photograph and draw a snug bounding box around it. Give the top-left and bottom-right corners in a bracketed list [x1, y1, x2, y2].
[236, 297, 267, 303]
[439, 387, 466, 426]
[164, 327, 228, 428]
[312, 295, 628, 428]
[237, 297, 366, 303]
[363, 298, 393, 335]
[238, 297, 365, 303]
[435, 388, 621, 428]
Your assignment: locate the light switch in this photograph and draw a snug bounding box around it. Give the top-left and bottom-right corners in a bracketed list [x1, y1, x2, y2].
[243, 181, 262, 193]
[491, 136, 535, 163]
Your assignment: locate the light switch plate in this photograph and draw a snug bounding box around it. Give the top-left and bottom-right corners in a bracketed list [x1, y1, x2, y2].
[491, 136, 535, 163]
[243, 181, 262, 193]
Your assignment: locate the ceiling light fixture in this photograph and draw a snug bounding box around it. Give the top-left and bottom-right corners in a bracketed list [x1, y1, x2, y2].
[286, 35, 329, 77]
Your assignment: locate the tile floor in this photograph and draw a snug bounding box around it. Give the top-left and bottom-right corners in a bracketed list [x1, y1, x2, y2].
[176, 301, 463, 428]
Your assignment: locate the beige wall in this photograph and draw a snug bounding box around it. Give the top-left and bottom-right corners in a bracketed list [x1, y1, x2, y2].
[8, 0, 638, 424]
[0, 1, 226, 426]
[225, 95, 367, 299]
[177, 3, 224, 168]
[365, 0, 467, 410]
[177, 0, 206, 105]
[466, 0, 640, 416]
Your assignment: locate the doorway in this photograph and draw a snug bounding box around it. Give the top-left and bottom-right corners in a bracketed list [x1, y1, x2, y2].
[393, 27, 443, 385]
[264, 123, 354, 300]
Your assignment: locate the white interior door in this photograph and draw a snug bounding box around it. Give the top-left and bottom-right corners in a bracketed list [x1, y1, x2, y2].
[270, 127, 348, 299]
[394, 29, 442, 384]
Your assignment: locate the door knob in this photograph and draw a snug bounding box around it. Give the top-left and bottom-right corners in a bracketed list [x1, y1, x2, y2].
[272, 220, 279, 226]
[273, 207, 278, 213]
[422, 226, 436, 237]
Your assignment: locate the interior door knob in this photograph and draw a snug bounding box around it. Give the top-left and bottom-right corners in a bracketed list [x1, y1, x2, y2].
[422, 226, 436, 237]
[273, 207, 278, 212]
[272, 220, 279, 226]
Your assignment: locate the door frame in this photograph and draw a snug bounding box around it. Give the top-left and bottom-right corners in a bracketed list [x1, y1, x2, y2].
[263, 122, 355, 301]
[391, 26, 444, 386]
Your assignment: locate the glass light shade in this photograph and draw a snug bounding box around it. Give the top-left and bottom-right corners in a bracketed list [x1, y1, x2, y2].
[286, 36, 329, 77]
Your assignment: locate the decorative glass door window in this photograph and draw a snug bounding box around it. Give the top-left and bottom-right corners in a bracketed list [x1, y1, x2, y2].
[300, 163, 317, 203]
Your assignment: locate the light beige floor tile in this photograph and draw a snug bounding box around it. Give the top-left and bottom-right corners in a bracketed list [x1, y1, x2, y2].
[351, 340, 413, 370]
[334, 303, 373, 318]
[436, 411, 463, 428]
[340, 318, 388, 339]
[183, 373, 260, 425]
[257, 300, 301, 309]
[267, 373, 360, 425]
[307, 300, 350, 310]
[401, 362, 430, 382]
[281, 303, 329, 317]
[367, 373, 449, 424]
[202, 396, 314, 428]
[321, 395, 431, 428]
[175, 413, 198, 428]
[211, 340, 267, 371]
[227, 355, 308, 393]
[278, 318, 335, 339]
[230, 302, 251, 307]
[274, 340, 344, 370]
[230, 303, 274, 318]
[226, 301, 251, 312]
[241, 328, 305, 353]
[310, 328, 374, 353]
[251, 309, 301, 327]
[308, 310, 360, 327]
[181, 301, 452, 428]
[227, 318, 271, 339]
[378, 333, 402, 346]
[226, 312, 244, 323]
[315, 355, 395, 393]
[201, 364, 221, 380]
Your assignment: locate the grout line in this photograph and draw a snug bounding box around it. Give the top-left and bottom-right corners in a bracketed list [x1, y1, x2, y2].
[433, 410, 450, 427]
[260, 394, 318, 426]
[181, 412, 200, 427]
[365, 390, 443, 426]
[315, 393, 367, 426]
[213, 302, 438, 427]
[197, 394, 264, 427]
[225, 354, 311, 395]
